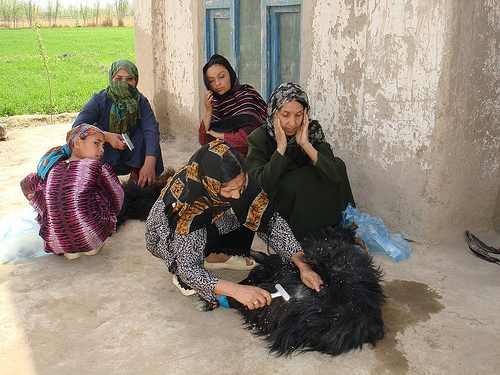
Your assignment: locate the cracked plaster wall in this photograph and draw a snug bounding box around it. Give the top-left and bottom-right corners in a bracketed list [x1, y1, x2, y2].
[134, 0, 499, 244]
[134, 0, 203, 141]
[302, 0, 499, 243]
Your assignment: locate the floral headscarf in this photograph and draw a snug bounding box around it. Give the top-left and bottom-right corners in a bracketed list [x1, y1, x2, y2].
[37, 124, 103, 179]
[161, 140, 273, 235]
[105, 59, 141, 135]
[265, 82, 326, 145]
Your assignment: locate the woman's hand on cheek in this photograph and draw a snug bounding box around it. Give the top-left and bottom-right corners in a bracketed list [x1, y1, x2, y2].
[203, 90, 214, 112]
[296, 109, 310, 147]
[202, 91, 214, 132]
[273, 116, 287, 155]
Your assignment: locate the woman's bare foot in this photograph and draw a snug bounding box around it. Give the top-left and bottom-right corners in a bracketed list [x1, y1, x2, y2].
[205, 253, 230, 263]
[205, 253, 254, 266]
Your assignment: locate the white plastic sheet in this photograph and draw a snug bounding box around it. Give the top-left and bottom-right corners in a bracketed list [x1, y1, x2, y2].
[0, 208, 49, 263]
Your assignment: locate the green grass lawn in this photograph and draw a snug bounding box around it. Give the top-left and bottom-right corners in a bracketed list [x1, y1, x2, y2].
[0, 27, 135, 116]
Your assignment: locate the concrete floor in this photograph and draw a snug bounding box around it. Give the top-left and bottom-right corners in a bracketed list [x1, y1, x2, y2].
[1, 125, 499, 374]
[1, 226, 499, 375]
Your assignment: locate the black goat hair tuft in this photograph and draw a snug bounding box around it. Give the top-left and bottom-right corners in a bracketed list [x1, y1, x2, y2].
[228, 226, 386, 357]
[116, 168, 174, 227]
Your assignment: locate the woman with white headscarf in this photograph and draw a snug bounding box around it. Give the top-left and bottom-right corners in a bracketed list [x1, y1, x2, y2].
[247, 83, 355, 241]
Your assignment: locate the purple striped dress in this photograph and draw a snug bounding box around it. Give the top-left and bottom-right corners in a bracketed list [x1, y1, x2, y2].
[20, 158, 124, 255]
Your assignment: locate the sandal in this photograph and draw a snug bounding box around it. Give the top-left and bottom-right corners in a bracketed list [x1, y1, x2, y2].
[63, 252, 81, 259]
[173, 275, 197, 296]
[85, 243, 105, 256]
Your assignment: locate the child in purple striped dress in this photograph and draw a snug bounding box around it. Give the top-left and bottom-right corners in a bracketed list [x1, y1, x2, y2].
[20, 124, 124, 259]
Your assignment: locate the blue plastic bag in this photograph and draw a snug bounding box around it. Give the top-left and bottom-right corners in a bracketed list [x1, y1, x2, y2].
[0, 208, 50, 263]
[340, 203, 411, 262]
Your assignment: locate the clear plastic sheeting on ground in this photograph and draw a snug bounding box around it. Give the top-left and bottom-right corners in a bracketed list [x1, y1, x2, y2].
[0, 208, 49, 263]
[341, 203, 411, 262]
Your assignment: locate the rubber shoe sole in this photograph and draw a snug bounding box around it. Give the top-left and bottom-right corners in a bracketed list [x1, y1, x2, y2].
[172, 275, 197, 296]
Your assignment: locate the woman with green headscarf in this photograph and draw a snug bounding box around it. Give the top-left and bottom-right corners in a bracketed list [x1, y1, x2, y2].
[74, 59, 164, 188]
